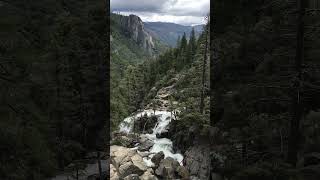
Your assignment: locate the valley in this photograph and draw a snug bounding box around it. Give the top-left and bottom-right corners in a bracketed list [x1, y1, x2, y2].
[110, 12, 211, 179]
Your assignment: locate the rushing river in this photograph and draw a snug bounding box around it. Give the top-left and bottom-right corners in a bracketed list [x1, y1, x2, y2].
[119, 109, 183, 167]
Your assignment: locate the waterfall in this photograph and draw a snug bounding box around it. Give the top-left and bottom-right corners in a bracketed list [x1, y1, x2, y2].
[118, 109, 183, 166]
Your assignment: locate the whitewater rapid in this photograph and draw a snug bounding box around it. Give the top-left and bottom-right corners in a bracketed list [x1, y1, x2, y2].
[119, 109, 183, 167]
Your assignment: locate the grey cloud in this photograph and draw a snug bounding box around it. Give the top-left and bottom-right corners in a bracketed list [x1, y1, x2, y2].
[111, 0, 209, 25]
[111, 0, 169, 12]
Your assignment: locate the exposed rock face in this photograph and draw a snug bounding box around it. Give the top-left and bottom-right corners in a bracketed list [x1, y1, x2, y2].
[155, 157, 188, 179]
[118, 14, 155, 54]
[110, 164, 120, 180]
[184, 145, 211, 179]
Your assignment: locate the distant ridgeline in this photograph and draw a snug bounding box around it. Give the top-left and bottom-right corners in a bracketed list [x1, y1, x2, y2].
[144, 22, 204, 47]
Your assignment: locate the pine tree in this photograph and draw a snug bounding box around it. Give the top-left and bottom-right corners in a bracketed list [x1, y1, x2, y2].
[187, 28, 197, 64]
[179, 33, 188, 68]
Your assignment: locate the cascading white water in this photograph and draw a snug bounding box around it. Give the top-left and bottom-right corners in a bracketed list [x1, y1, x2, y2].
[119, 109, 183, 167]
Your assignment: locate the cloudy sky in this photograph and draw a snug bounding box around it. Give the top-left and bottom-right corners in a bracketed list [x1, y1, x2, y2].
[110, 0, 210, 26]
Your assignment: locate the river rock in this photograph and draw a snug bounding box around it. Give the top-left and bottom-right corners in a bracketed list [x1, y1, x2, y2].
[138, 139, 154, 151]
[137, 151, 153, 158]
[123, 174, 140, 180]
[155, 157, 180, 178]
[140, 168, 158, 180]
[111, 145, 148, 178]
[131, 153, 148, 171]
[112, 135, 137, 148]
[119, 161, 144, 177]
[110, 164, 120, 180]
[111, 146, 136, 168]
[151, 151, 164, 167]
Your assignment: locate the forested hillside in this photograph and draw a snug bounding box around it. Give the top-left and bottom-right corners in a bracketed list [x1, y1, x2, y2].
[110, 9, 211, 178]
[210, 0, 320, 179]
[0, 1, 108, 179]
[110, 12, 209, 131]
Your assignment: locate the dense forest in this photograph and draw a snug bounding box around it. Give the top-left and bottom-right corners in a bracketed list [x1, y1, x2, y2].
[110, 0, 320, 179]
[110, 10, 211, 179]
[1, 0, 320, 179]
[110, 13, 210, 131]
[0, 0, 108, 179]
[210, 0, 320, 179]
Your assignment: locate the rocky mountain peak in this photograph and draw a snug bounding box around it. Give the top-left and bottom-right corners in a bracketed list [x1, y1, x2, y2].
[119, 14, 155, 54]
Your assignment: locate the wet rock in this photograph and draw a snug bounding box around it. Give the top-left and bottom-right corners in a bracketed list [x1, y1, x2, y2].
[138, 140, 154, 151]
[151, 151, 164, 167]
[155, 157, 180, 178]
[123, 174, 140, 180]
[134, 115, 158, 134]
[156, 131, 170, 139]
[119, 161, 144, 177]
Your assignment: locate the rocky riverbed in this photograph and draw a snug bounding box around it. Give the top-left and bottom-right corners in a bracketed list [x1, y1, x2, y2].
[110, 81, 216, 179]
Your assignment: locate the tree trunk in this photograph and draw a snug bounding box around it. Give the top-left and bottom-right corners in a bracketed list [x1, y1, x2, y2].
[287, 0, 305, 166]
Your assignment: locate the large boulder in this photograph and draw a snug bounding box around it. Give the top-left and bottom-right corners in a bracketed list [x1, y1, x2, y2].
[110, 164, 120, 180]
[151, 151, 165, 167]
[111, 145, 148, 178]
[138, 139, 154, 151]
[119, 161, 144, 177]
[110, 146, 136, 168]
[111, 135, 137, 148]
[155, 157, 180, 178]
[131, 153, 148, 171]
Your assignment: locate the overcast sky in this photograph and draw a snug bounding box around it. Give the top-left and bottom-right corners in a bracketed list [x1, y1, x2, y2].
[110, 0, 210, 26]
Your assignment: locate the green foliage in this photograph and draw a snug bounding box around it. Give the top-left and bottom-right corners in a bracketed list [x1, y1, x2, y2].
[0, 0, 108, 178]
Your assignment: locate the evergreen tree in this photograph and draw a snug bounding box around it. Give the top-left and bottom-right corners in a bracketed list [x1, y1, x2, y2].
[187, 28, 197, 64]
